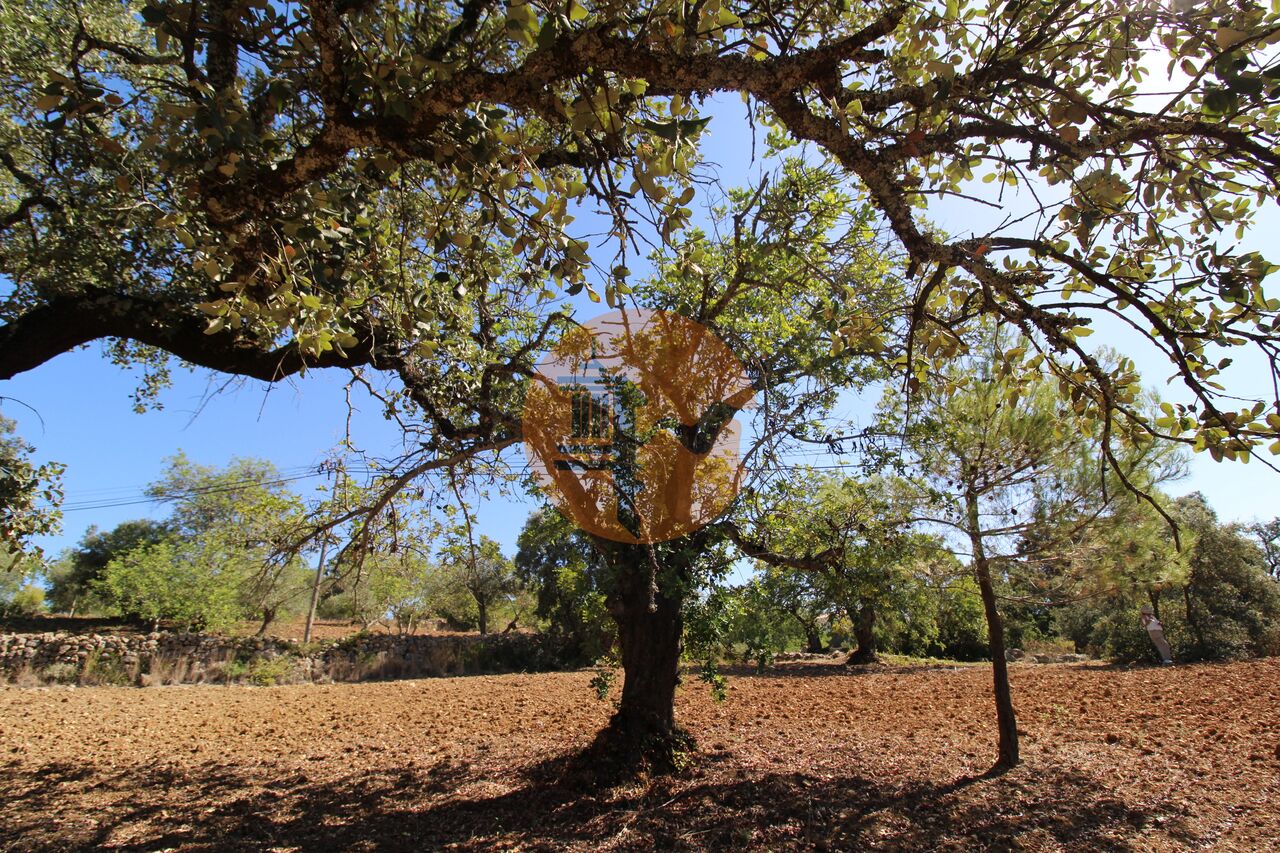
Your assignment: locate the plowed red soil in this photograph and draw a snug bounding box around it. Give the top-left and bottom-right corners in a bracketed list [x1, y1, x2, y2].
[1, 659, 1277, 851]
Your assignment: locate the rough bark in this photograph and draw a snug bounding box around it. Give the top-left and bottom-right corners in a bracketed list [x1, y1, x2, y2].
[587, 540, 693, 774]
[0, 295, 379, 382]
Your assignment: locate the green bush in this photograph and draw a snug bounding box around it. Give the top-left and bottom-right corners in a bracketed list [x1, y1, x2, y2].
[245, 656, 294, 686]
[7, 583, 44, 616]
[222, 650, 296, 685]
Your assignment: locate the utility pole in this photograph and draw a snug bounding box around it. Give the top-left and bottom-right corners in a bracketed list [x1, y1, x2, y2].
[303, 461, 340, 644]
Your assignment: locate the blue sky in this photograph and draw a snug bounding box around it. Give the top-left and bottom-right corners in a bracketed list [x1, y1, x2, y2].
[4, 89, 1279, 562]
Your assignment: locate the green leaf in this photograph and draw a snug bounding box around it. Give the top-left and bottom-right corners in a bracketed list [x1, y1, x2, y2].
[641, 118, 681, 141]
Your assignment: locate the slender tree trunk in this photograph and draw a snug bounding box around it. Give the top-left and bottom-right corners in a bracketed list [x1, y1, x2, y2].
[847, 601, 878, 664]
[477, 598, 488, 635]
[1183, 584, 1204, 655]
[588, 538, 693, 774]
[1148, 589, 1161, 620]
[966, 488, 1019, 770]
[303, 534, 330, 644]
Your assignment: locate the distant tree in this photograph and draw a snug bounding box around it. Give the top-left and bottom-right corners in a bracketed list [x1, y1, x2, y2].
[1, 545, 44, 618]
[732, 474, 922, 665]
[72, 455, 311, 633]
[7, 583, 44, 617]
[1172, 494, 1280, 661]
[440, 532, 517, 636]
[335, 557, 455, 633]
[721, 576, 810, 670]
[1060, 494, 1280, 662]
[1248, 518, 1280, 582]
[751, 564, 830, 655]
[148, 453, 310, 634]
[915, 550, 988, 661]
[515, 506, 613, 663]
[45, 518, 171, 615]
[96, 540, 241, 631]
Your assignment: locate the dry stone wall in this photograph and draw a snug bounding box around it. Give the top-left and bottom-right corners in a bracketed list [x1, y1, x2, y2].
[0, 631, 568, 687]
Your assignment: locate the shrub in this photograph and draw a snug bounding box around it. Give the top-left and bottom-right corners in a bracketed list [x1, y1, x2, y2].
[244, 656, 294, 686]
[80, 651, 133, 686]
[41, 662, 78, 685]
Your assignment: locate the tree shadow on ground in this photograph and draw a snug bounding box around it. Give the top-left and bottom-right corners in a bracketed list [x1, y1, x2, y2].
[0, 749, 1203, 852]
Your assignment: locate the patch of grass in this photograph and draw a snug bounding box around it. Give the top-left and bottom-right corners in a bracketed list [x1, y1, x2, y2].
[80, 651, 133, 686]
[246, 656, 294, 686]
[222, 652, 296, 686]
[1023, 636, 1077, 656]
[41, 662, 79, 685]
[879, 653, 983, 668]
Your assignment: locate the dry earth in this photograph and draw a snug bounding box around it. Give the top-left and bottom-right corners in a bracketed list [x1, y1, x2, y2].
[1, 659, 1277, 851]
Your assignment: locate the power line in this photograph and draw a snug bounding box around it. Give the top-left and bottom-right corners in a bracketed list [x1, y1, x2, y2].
[56, 451, 875, 515]
[57, 464, 322, 499]
[59, 468, 376, 513]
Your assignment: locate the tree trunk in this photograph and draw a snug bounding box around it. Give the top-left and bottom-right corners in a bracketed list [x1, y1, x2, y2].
[1183, 584, 1204, 656]
[303, 534, 330, 644]
[588, 539, 693, 775]
[966, 489, 1019, 770]
[847, 601, 878, 665]
[255, 606, 276, 637]
[804, 623, 824, 654]
[477, 598, 488, 635]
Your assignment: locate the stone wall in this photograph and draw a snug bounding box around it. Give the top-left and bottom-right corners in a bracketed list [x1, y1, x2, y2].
[0, 631, 569, 687]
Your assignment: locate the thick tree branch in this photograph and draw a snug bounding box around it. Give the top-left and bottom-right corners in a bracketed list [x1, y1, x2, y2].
[0, 295, 380, 382]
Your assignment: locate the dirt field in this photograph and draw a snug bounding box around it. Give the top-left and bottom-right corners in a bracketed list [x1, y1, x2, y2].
[1, 659, 1277, 851]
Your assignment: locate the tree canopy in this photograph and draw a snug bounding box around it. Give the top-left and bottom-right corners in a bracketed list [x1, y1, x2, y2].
[0, 413, 62, 551]
[3, 0, 1280, 473]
